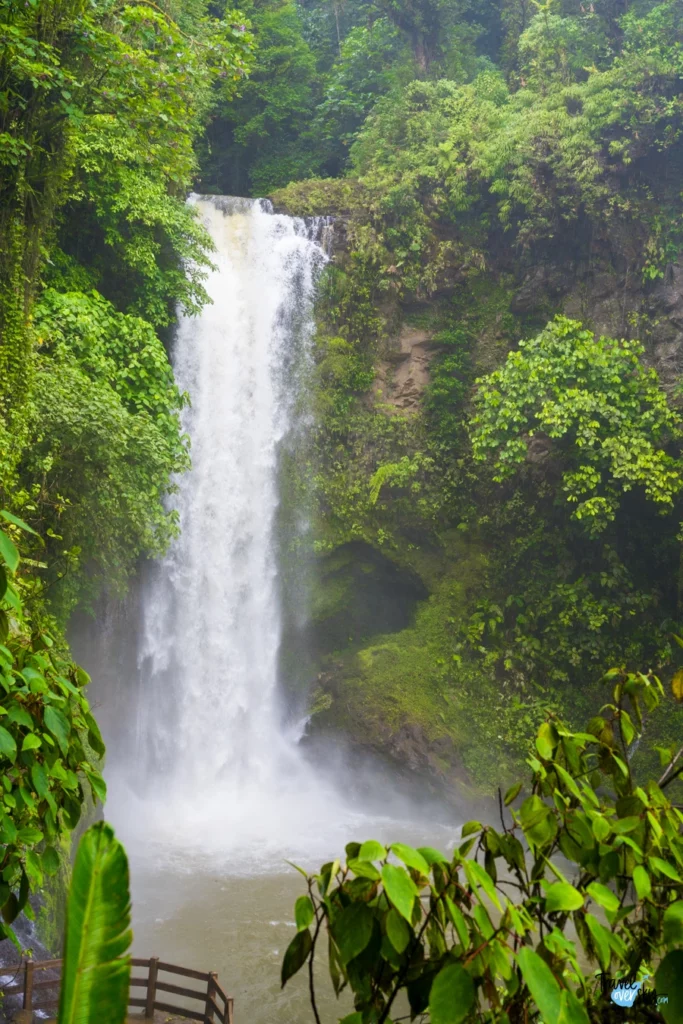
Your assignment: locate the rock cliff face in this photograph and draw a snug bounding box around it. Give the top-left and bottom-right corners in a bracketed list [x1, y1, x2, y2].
[514, 255, 683, 397]
[376, 325, 438, 413]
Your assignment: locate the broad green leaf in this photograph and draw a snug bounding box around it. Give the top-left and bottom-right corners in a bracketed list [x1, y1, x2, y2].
[417, 846, 449, 865]
[334, 902, 373, 964]
[585, 914, 610, 970]
[519, 795, 557, 849]
[44, 705, 70, 756]
[385, 907, 410, 953]
[586, 882, 619, 913]
[655, 950, 683, 1024]
[464, 857, 502, 911]
[281, 928, 312, 987]
[545, 882, 583, 913]
[558, 987, 591, 1024]
[611, 816, 640, 833]
[382, 863, 418, 922]
[85, 769, 107, 804]
[619, 710, 636, 746]
[358, 839, 386, 862]
[536, 722, 558, 760]
[17, 826, 44, 845]
[8, 705, 32, 729]
[42, 847, 61, 877]
[347, 858, 380, 880]
[663, 901, 683, 947]
[649, 856, 682, 883]
[390, 842, 429, 876]
[0, 725, 17, 762]
[444, 896, 469, 948]
[328, 934, 343, 996]
[31, 761, 49, 797]
[0, 511, 39, 536]
[58, 822, 131, 1024]
[294, 895, 315, 932]
[85, 713, 106, 758]
[504, 781, 522, 805]
[554, 764, 581, 800]
[591, 815, 610, 842]
[428, 963, 475, 1024]
[25, 851, 43, 888]
[517, 947, 562, 1022]
[460, 820, 482, 838]
[632, 865, 651, 900]
[0, 531, 19, 573]
[22, 733, 41, 752]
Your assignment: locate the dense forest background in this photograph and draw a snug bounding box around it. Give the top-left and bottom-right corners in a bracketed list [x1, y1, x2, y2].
[1, 0, 683, 836]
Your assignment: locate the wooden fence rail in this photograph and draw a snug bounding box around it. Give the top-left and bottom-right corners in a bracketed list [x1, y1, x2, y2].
[1, 956, 234, 1023]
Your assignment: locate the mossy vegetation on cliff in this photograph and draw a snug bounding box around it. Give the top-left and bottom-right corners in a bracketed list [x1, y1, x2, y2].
[269, 0, 683, 794]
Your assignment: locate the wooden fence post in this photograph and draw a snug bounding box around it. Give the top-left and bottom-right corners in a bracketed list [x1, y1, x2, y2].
[145, 957, 159, 1018]
[22, 959, 34, 1011]
[226, 996, 234, 1024]
[205, 971, 218, 1023]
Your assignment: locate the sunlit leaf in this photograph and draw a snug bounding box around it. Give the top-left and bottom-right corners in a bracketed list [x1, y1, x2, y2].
[58, 822, 131, 1024]
[382, 863, 418, 922]
[390, 842, 429, 876]
[544, 882, 583, 913]
[358, 839, 386, 862]
[295, 895, 315, 932]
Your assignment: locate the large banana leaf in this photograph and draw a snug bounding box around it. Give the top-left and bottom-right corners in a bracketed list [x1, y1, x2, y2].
[58, 822, 132, 1024]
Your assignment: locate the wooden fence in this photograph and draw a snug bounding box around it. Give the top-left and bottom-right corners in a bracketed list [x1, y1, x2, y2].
[1, 956, 234, 1023]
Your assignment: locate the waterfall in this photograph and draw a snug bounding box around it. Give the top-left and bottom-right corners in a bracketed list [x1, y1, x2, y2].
[113, 197, 344, 865]
[103, 197, 447, 873]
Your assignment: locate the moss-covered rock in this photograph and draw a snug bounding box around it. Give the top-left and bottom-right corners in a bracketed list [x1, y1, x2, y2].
[305, 535, 532, 800]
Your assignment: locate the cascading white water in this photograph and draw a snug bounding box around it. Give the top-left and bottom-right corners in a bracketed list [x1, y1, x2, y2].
[107, 197, 453, 876]
[136, 196, 323, 786]
[110, 196, 357, 866]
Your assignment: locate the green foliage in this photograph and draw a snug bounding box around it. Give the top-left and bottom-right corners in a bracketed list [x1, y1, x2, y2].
[284, 669, 683, 1022]
[34, 290, 186, 443]
[58, 822, 131, 1024]
[203, 0, 320, 195]
[0, 515, 106, 949]
[52, 1, 253, 327]
[2, 289, 189, 615]
[313, 19, 412, 171]
[0, 0, 254, 404]
[279, 0, 683, 298]
[471, 317, 683, 533]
